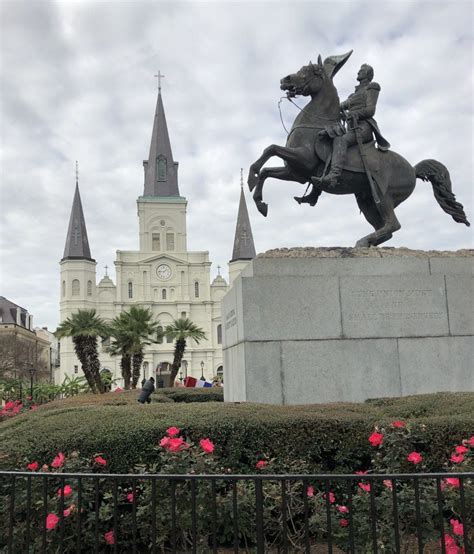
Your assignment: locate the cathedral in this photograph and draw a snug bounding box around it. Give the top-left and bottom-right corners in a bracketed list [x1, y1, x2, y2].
[58, 86, 256, 386]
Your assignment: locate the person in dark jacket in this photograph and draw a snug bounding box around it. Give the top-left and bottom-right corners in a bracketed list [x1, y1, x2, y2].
[138, 377, 155, 404]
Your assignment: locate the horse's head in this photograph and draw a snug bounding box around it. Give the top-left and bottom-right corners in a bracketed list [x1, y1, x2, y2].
[280, 51, 353, 98]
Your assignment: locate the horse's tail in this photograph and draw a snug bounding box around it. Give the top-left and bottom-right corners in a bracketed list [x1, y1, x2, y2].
[415, 159, 470, 226]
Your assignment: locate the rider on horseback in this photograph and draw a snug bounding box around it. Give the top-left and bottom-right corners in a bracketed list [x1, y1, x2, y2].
[299, 64, 390, 202]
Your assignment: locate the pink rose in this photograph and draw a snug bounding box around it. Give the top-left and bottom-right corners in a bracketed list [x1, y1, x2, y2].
[455, 445, 468, 455]
[94, 456, 107, 466]
[51, 452, 65, 469]
[63, 505, 75, 517]
[355, 470, 368, 475]
[166, 427, 180, 437]
[255, 460, 267, 470]
[165, 437, 189, 452]
[159, 437, 170, 447]
[368, 432, 384, 447]
[46, 513, 59, 530]
[391, 420, 406, 428]
[27, 461, 39, 471]
[450, 518, 464, 536]
[443, 477, 460, 489]
[323, 492, 335, 504]
[199, 438, 215, 454]
[306, 486, 314, 497]
[104, 530, 115, 545]
[339, 518, 349, 527]
[358, 482, 371, 492]
[468, 436, 474, 447]
[407, 451, 422, 465]
[383, 479, 393, 490]
[338, 505, 349, 514]
[57, 485, 73, 498]
[450, 453, 465, 464]
[127, 492, 134, 503]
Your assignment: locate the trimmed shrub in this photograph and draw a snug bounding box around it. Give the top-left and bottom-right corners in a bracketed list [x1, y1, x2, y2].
[158, 387, 223, 403]
[1, 393, 472, 474]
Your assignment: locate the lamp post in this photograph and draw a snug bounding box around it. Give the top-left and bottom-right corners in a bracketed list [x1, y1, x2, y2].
[28, 366, 36, 400]
[200, 360, 205, 381]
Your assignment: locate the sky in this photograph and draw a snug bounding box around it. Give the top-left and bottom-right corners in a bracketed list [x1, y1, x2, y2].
[1, 0, 472, 330]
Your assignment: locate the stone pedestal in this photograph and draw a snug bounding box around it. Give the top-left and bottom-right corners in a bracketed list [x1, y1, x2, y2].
[222, 248, 473, 404]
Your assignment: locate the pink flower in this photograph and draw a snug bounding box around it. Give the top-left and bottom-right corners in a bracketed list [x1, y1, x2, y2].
[442, 478, 460, 489]
[199, 438, 215, 454]
[339, 518, 349, 527]
[355, 470, 368, 475]
[4, 401, 15, 410]
[159, 437, 170, 447]
[127, 492, 134, 503]
[41, 464, 49, 472]
[358, 482, 371, 492]
[468, 436, 474, 447]
[167, 437, 189, 452]
[338, 505, 349, 514]
[442, 534, 463, 554]
[391, 420, 406, 428]
[455, 445, 468, 455]
[27, 461, 39, 471]
[63, 505, 75, 517]
[450, 453, 465, 464]
[323, 491, 336, 504]
[407, 451, 422, 465]
[383, 479, 393, 490]
[51, 452, 65, 469]
[114, 387, 123, 392]
[46, 513, 59, 530]
[306, 486, 314, 497]
[256, 460, 267, 470]
[104, 530, 115, 545]
[368, 432, 384, 447]
[166, 426, 180, 437]
[94, 456, 107, 466]
[57, 485, 73, 498]
[450, 518, 464, 536]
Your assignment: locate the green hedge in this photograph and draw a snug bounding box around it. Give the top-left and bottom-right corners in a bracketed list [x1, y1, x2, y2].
[157, 387, 223, 402]
[0, 392, 472, 473]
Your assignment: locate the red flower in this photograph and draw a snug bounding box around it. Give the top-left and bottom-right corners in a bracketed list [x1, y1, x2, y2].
[355, 470, 368, 475]
[442, 478, 460, 490]
[4, 401, 15, 410]
[383, 479, 393, 490]
[339, 519, 349, 527]
[455, 445, 468, 455]
[46, 513, 59, 530]
[442, 534, 463, 554]
[94, 456, 107, 466]
[27, 461, 39, 471]
[256, 460, 267, 470]
[199, 438, 215, 454]
[450, 453, 465, 464]
[391, 420, 406, 428]
[468, 436, 474, 447]
[338, 505, 349, 514]
[104, 530, 115, 545]
[306, 486, 314, 497]
[166, 426, 180, 437]
[407, 451, 422, 465]
[168, 437, 189, 452]
[368, 432, 384, 447]
[450, 518, 464, 536]
[57, 485, 73, 498]
[159, 437, 170, 447]
[51, 452, 66, 469]
[63, 505, 75, 517]
[358, 482, 371, 492]
[323, 491, 336, 504]
[127, 492, 134, 503]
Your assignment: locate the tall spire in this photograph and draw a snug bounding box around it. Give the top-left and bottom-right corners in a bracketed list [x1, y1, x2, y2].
[230, 169, 256, 262]
[62, 163, 94, 261]
[143, 76, 180, 197]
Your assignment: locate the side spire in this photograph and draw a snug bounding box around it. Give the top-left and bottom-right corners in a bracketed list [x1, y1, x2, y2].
[230, 169, 256, 262]
[143, 74, 180, 197]
[62, 162, 94, 261]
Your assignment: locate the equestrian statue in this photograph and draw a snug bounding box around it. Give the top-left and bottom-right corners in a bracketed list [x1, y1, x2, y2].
[248, 51, 470, 247]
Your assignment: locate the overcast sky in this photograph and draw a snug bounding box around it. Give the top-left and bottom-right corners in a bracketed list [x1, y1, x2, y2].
[1, 0, 472, 330]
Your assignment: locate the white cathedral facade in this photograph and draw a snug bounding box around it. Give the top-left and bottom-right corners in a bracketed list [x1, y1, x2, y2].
[58, 88, 256, 386]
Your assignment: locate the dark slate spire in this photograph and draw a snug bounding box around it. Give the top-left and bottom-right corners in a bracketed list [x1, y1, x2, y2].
[62, 164, 94, 261]
[230, 170, 256, 262]
[143, 88, 180, 197]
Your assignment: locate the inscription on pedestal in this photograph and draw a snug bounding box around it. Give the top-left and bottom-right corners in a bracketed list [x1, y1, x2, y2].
[340, 276, 449, 338]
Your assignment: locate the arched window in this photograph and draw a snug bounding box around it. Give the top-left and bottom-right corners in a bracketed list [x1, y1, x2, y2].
[194, 281, 200, 298]
[87, 280, 92, 296]
[128, 282, 133, 299]
[62, 280, 66, 297]
[217, 324, 222, 345]
[157, 326, 163, 344]
[157, 156, 167, 181]
[162, 289, 167, 300]
[72, 279, 80, 296]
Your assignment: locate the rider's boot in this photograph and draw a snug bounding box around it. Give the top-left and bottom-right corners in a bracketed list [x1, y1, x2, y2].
[312, 138, 346, 188]
[294, 186, 322, 206]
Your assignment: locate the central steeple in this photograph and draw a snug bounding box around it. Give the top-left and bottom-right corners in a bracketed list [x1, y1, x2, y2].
[143, 87, 180, 197]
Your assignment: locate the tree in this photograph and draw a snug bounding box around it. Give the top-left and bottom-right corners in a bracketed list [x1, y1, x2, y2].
[165, 318, 207, 386]
[109, 307, 160, 389]
[55, 310, 110, 394]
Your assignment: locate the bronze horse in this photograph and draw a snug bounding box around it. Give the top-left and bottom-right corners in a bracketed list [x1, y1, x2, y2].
[248, 52, 470, 247]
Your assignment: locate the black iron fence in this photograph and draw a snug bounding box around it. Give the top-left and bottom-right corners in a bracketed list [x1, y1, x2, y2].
[1, 471, 472, 553]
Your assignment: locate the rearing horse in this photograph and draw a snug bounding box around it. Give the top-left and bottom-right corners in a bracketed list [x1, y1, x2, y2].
[248, 52, 470, 247]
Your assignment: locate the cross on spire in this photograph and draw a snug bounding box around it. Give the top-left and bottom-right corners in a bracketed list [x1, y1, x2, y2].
[104, 265, 109, 277]
[154, 70, 165, 92]
[240, 168, 244, 189]
[75, 160, 79, 186]
[217, 265, 221, 276]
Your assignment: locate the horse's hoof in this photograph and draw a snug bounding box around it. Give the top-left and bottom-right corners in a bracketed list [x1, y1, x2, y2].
[294, 196, 302, 205]
[355, 238, 371, 248]
[257, 202, 268, 217]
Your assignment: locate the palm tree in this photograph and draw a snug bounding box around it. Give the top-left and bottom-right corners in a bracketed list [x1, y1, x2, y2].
[165, 318, 207, 385]
[109, 307, 160, 389]
[55, 310, 110, 394]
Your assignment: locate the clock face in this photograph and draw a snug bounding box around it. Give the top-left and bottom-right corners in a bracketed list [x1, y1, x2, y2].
[156, 264, 172, 280]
